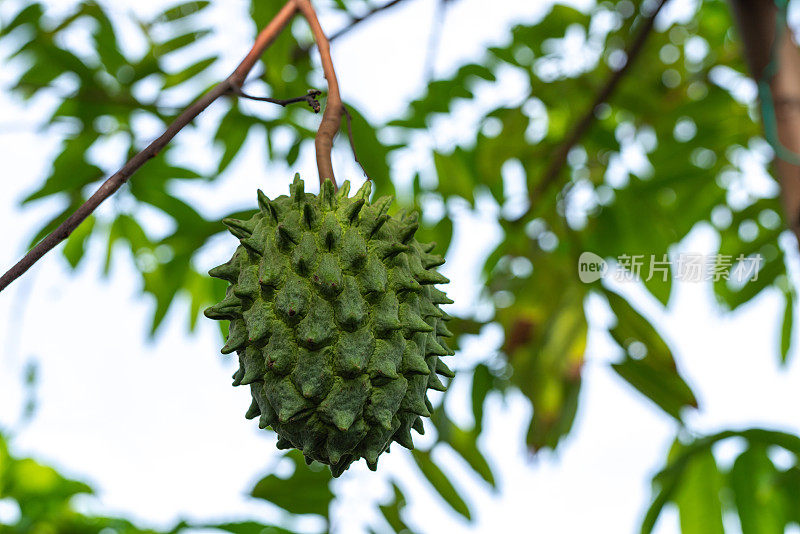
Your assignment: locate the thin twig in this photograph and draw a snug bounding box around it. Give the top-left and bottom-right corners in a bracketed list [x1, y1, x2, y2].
[230, 85, 322, 112]
[525, 0, 669, 212]
[294, 0, 409, 59]
[0, 1, 299, 293]
[329, 0, 406, 42]
[293, 0, 344, 189]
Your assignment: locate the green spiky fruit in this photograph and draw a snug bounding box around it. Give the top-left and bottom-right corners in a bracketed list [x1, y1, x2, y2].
[204, 176, 454, 477]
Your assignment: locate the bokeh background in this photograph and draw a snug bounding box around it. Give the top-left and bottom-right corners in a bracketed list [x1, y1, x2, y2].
[1, 0, 800, 532]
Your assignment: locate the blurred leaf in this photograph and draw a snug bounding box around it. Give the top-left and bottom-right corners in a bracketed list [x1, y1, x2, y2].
[731, 445, 786, 534]
[432, 409, 495, 488]
[777, 467, 800, 524]
[411, 449, 471, 520]
[495, 271, 586, 451]
[163, 56, 217, 89]
[250, 450, 333, 518]
[0, 3, 44, 36]
[23, 135, 102, 204]
[105, 214, 152, 274]
[214, 104, 257, 174]
[604, 288, 697, 420]
[342, 104, 393, 196]
[181, 521, 296, 534]
[672, 445, 725, 534]
[379, 483, 416, 534]
[81, 2, 127, 74]
[433, 148, 476, 205]
[27, 198, 84, 250]
[471, 364, 492, 434]
[642, 428, 800, 533]
[156, 30, 212, 56]
[780, 290, 794, 364]
[157, 1, 211, 22]
[611, 357, 696, 421]
[62, 214, 96, 268]
[413, 212, 453, 259]
[286, 137, 302, 167]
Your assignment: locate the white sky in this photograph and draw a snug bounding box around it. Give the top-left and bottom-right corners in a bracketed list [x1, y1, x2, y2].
[1, 0, 800, 533]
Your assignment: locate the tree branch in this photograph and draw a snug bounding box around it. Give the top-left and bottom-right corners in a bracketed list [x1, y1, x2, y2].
[525, 0, 668, 213]
[0, 1, 299, 293]
[729, 0, 800, 245]
[293, 0, 344, 189]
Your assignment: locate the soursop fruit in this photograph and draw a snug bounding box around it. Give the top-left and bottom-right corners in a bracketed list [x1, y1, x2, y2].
[204, 176, 454, 476]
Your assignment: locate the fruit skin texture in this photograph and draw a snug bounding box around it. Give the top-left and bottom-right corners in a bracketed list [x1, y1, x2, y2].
[204, 176, 454, 477]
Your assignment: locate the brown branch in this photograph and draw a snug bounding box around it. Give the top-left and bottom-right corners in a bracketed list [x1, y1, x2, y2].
[525, 0, 668, 213]
[230, 86, 322, 112]
[0, 1, 299, 293]
[729, 0, 800, 245]
[293, 0, 344, 189]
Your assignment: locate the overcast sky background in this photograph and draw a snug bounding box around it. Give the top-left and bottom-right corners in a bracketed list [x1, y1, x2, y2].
[1, 0, 800, 533]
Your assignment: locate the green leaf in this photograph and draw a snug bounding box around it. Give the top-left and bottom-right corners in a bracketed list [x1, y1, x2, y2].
[474, 108, 533, 202]
[213, 105, 257, 174]
[286, 137, 302, 167]
[62, 215, 96, 268]
[342, 104, 392, 195]
[494, 270, 587, 452]
[250, 450, 333, 518]
[27, 200, 80, 250]
[411, 449, 471, 520]
[163, 56, 217, 89]
[604, 288, 697, 420]
[432, 148, 476, 204]
[780, 290, 794, 364]
[471, 364, 492, 433]
[180, 521, 296, 534]
[431, 406, 495, 487]
[23, 135, 102, 204]
[611, 357, 696, 421]
[673, 446, 725, 534]
[731, 445, 786, 534]
[104, 214, 152, 274]
[81, 3, 127, 74]
[0, 3, 44, 36]
[777, 467, 800, 524]
[446, 426, 495, 488]
[379, 483, 416, 534]
[157, 1, 210, 22]
[413, 212, 453, 258]
[156, 30, 211, 56]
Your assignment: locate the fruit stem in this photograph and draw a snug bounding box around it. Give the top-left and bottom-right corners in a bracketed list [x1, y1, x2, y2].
[294, 0, 343, 191]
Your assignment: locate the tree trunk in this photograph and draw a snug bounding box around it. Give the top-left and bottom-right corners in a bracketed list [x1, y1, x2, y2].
[729, 0, 800, 245]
